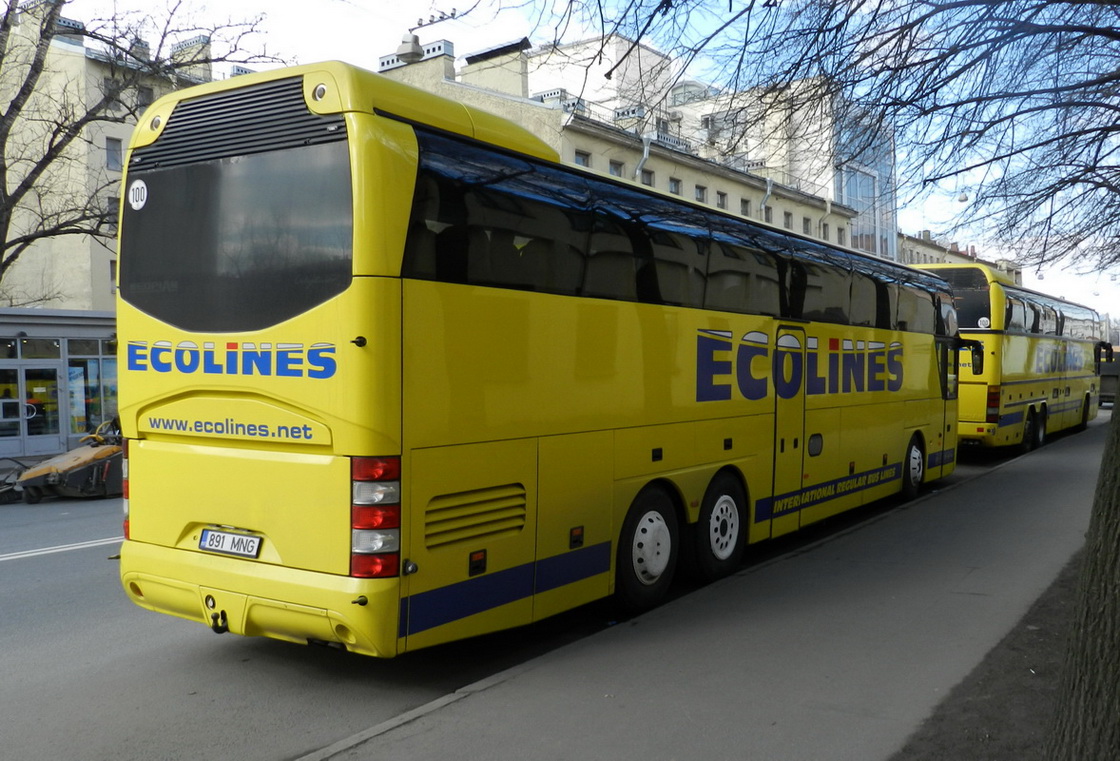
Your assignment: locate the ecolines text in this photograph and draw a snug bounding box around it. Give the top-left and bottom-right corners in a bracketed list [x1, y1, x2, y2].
[697, 330, 904, 402]
[128, 341, 336, 379]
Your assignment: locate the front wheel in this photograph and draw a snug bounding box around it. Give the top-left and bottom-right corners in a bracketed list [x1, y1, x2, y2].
[615, 486, 679, 613]
[692, 472, 747, 582]
[901, 436, 924, 501]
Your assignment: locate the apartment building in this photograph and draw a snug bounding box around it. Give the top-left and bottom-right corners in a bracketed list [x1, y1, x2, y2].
[0, 4, 208, 457]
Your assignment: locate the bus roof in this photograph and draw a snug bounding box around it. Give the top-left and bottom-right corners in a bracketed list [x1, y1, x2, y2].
[130, 60, 558, 164]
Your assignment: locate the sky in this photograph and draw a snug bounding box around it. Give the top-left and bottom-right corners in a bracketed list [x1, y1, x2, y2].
[64, 0, 1118, 319]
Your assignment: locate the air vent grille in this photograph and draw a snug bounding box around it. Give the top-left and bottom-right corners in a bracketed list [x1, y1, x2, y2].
[130, 77, 346, 169]
[425, 484, 527, 548]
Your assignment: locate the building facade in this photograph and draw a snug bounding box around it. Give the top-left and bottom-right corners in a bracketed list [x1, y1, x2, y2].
[381, 38, 860, 247]
[0, 5, 209, 457]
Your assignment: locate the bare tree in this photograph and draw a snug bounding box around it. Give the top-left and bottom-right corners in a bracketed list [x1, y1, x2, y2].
[542, 0, 1120, 271]
[0, 0, 281, 300]
[537, 1, 1119, 756]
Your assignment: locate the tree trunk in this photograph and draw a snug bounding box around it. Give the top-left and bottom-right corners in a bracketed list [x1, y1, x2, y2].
[1046, 407, 1120, 758]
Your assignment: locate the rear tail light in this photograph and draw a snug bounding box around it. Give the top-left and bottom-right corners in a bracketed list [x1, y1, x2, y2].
[985, 386, 1001, 424]
[350, 457, 401, 578]
[122, 439, 130, 540]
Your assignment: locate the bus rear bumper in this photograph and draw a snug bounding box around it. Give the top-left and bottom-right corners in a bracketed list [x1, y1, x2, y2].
[120, 540, 401, 657]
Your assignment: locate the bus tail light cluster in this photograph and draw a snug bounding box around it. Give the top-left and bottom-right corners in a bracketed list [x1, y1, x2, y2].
[122, 439, 130, 540]
[985, 386, 1001, 424]
[350, 457, 401, 578]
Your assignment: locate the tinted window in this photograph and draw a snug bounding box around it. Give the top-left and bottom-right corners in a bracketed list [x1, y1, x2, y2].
[120, 141, 353, 332]
[704, 231, 782, 316]
[897, 284, 937, 334]
[403, 131, 593, 297]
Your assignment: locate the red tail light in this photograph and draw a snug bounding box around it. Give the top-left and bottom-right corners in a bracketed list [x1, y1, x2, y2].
[122, 439, 130, 540]
[350, 456, 401, 578]
[986, 386, 1001, 424]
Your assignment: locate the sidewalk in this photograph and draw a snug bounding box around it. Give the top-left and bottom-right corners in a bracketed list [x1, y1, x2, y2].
[310, 419, 1105, 761]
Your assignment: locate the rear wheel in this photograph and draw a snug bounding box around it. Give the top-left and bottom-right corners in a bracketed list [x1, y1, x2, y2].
[692, 472, 747, 582]
[22, 486, 42, 504]
[901, 436, 924, 500]
[615, 486, 679, 613]
[1021, 408, 1045, 452]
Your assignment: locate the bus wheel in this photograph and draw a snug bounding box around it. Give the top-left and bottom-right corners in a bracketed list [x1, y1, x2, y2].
[616, 486, 679, 613]
[1022, 409, 1045, 452]
[901, 436, 924, 501]
[693, 472, 747, 582]
[22, 486, 42, 505]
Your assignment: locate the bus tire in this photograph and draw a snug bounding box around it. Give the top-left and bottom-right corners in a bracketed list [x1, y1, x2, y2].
[1020, 410, 1037, 453]
[1022, 408, 1045, 452]
[692, 472, 747, 583]
[901, 436, 924, 501]
[615, 486, 679, 613]
[22, 486, 42, 505]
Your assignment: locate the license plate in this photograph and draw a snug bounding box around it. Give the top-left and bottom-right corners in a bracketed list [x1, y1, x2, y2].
[199, 529, 262, 558]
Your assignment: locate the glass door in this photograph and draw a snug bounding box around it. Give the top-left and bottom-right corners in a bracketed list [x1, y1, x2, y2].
[0, 366, 66, 458]
[23, 366, 64, 455]
[0, 369, 20, 458]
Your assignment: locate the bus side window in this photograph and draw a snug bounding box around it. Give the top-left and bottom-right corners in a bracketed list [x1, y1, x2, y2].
[897, 285, 937, 334]
[1005, 298, 1027, 332]
[650, 229, 706, 308]
[704, 242, 781, 316]
[585, 214, 639, 301]
[848, 271, 878, 327]
[797, 259, 851, 325]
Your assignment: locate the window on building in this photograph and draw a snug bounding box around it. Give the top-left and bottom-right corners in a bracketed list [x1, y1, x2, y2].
[137, 86, 154, 109]
[106, 138, 123, 171]
[574, 150, 591, 168]
[741, 198, 751, 217]
[641, 169, 654, 186]
[716, 191, 727, 210]
[822, 223, 830, 241]
[784, 211, 793, 230]
[837, 227, 846, 246]
[803, 217, 812, 235]
[764, 206, 773, 223]
[695, 185, 707, 203]
[609, 160, 624, 177]
[106, 196, 119, 229]
[669, 177, 682, 195]
[110, 260, 117, 293]
[102, 77, 122, 111]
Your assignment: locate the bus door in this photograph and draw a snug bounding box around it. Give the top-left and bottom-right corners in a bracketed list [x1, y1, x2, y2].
[771, 327, 806, 538]
[401, 438, 539, 652]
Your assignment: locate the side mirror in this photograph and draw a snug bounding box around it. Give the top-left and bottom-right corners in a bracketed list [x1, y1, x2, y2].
[958, 338, 984, 375]
[1096, 342, 1114, 364]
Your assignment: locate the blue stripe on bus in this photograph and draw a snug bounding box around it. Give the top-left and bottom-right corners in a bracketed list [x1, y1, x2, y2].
[754, 462, 903, 522]
[928, 447, 956, 469]
[399, 541, 613, 637]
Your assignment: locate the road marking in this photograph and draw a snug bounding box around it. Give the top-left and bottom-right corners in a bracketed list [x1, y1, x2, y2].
[0, 536, 123, 562]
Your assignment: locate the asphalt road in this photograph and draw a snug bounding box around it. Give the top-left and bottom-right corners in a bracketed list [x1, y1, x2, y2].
[0, 497, 610, 760]
[0, 425, 1081, 761]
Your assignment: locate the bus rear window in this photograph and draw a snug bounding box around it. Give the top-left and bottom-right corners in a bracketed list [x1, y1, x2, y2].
[119, 141, 353, 332]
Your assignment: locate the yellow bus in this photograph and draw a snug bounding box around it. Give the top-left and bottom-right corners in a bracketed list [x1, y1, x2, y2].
[117, 62, 979, 657]
[917, 263, 1110, 450]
